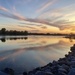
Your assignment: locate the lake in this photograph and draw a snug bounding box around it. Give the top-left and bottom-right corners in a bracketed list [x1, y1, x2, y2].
[0, 36, 75, 75]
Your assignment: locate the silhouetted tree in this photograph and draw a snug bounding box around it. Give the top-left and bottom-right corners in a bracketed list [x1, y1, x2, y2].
[24, 31, 28, 35]
[1, 28, 6, 35]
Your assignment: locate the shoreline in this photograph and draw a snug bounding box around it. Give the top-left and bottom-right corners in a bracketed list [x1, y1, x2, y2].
[1, 44, 75, 75]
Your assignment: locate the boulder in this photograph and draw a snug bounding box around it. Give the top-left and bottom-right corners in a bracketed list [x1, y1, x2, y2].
[68, 68, 75, 75]
[58, 67, 67, 74]
[23, 72, 27, 75]
[35, 71, 53, 75]
[0, 71, 9, 75]
[70, 44, 75, 53]
[3, 68, 14, 75]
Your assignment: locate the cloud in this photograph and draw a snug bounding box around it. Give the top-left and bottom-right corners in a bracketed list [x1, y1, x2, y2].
[13, 12, 26, 20]
[0, 10, 52, 26]
[0, 6, 51, 26]
[1, 10, 75, 32]
[19, 22, 48, 29]
[26, 18, 51, 25]
[59, 25, 75, 31]
[13, 0, 33, 9]
[18, 25, 37, 29]
[29, 30, 40, 32]
[35, 3, 75, 31]
[0, 6, 9, 12]
[0, 4, 75, 33]
[38, 3, 75, 21]
[20, 22, 41, 26]
[0, 12, 26, 21]
[0, 5, 26, 21]
[36, 0, 58, 13]
[41, 26, 47, 29]
[0, 11, 73, 31]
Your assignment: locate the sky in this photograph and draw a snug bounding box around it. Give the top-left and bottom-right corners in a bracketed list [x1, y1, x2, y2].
[0, 0, 75, 34]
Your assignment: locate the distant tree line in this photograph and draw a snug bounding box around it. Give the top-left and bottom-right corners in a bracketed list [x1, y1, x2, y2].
[0, 28, 74, 36]
[0, 28, 28, 35]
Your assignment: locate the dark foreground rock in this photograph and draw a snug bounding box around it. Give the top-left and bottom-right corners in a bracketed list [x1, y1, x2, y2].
[68, 68, 75, 75]
[0, 71, 9, 75]
[2, 68, 14, 75]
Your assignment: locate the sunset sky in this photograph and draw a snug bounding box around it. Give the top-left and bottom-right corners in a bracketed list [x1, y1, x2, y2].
[0, 0, 75, 34]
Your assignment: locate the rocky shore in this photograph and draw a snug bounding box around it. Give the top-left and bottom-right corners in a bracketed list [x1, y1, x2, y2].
[1, 44, 75, 75]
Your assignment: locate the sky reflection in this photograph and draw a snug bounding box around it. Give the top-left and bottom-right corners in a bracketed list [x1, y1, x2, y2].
[0, 36, 75, 74]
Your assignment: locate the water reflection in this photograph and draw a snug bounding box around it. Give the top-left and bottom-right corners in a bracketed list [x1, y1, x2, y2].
[0, 36, 75, 75]
[0, 36, 28, 42]
[1, 38, 6, 42]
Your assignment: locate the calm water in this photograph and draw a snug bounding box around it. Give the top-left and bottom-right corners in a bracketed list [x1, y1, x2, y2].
[0, 36, 75, 75]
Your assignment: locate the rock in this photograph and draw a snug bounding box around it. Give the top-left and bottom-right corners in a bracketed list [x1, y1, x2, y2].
[52, 61, 58, 65]
[3, 68, 14, 75]
[70, 44, 75, 53]
[45, 72, 53, 75]
[47, 63, 53, 67]
[51, 66, 58, 74]
[44, 69, 51, 72]
[68, 68, 75, 75]
[58, 58, 68, 65]
[61, 64, 69, 73]
[35, 71, 46, 75]
[57, 72, 67, 75]
[0, 71, 9, 75]
[35, 67, 41, 71]
[65, 54, 69, 58]
[28, 71, 34, 75]
[35, 71, 53, 75]
[58, 67, 67, 74]
[41, 66, 50, 71]
[70, 60, 75, 68]
[23, 72, 27, 75]
[27, 72, 34, 75]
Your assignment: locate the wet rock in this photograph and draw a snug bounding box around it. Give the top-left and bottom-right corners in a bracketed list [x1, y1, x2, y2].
[70, 60, 75, 68]
[51, 66, 58, 74]
[3, 68, 14, 75]
[35, 71, 46, 75]
[68, 68, 75, 75]
[0, 71, 9, 75]
[23, 72, 27, 75]
[61, 64, 69, 73]
[44, 69, 51, 72]
[28, 72, 34, 75]
[57, 72, 67, 75]
[29, 67, 41, 74]
[58, 58, 68, 65]
[58, 67, 67, 74]
[35, 71, 53, 75]
[52, 61, 58, 65]
[47, 63, 53, 67]
[41, 66, 50, 71]
[45, 72, 53, 75]
[70, 44, 75, 52]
